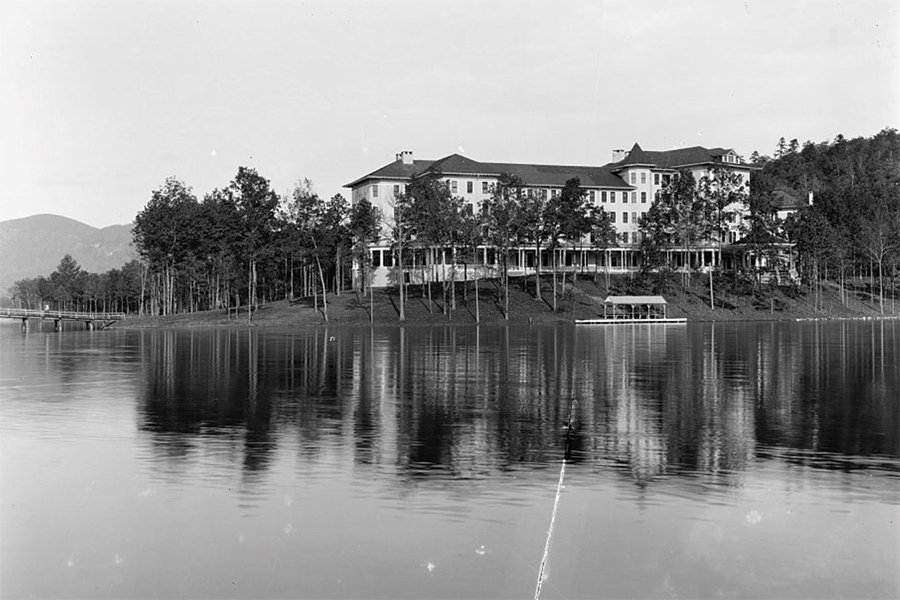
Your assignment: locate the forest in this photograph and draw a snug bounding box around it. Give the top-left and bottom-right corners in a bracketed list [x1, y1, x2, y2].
[6, 128, 898, 319]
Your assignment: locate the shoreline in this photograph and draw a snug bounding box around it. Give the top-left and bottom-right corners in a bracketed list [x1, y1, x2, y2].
[110, 276, 899, 329]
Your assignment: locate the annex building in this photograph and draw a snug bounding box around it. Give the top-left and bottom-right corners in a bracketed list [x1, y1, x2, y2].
[345, 144, 755, 288]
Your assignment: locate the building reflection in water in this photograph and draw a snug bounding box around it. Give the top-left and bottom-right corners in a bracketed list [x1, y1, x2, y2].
[134, 320, 899, 490]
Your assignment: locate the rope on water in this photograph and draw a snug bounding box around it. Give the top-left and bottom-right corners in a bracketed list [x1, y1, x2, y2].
[533, 398, 577, 600]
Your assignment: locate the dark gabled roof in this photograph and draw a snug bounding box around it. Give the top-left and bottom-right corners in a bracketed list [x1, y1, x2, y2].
[473, 160, 631, 189]
[346, 154, 632, 189]
[344, 159, 436, 188]
[773, 190, 807, 211]
[610, 143, 752, 171]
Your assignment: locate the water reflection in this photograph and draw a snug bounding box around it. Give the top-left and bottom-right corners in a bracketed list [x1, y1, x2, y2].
[132, 321, 899, 490]
[3, 320, 899, 598]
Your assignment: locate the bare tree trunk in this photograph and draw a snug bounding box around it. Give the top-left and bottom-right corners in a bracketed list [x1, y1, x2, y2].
[315, 256, 328, 322]
[504, 252, 509, 319]
[398, 247, 405, 322]
[474, 265, 480, 323]
[552, 246, 558, 312]
[369, 264, 374, 325]
[426, 249, 433, 313]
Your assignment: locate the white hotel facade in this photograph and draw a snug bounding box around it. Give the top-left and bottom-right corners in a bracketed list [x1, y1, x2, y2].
[345, 144, 754, 288]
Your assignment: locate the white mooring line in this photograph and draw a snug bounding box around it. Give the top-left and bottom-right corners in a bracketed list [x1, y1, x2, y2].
[533, 399, 577, 600]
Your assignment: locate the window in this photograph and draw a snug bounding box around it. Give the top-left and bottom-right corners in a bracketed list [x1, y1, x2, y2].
[641, 173, 647, 184]
[622, 192, 627, 204]
[450, 180, 458, 193]
[654, 173, 660, 185]
[383, 251, 394, 267]
[631, 192, 636, 202]
[622, 232, 629, 243]
[464, 203, 474, 215]
[467, 181, 473, 194]
[540, 189, 548, 200]
[394, 184, 400, 195]
[482, 181, 489, 194]
[610, 212, 617, 223]
[372, 184, 379, 197]
[662, 174, 670, 186]
[589, 190, 595, 202]
[601, 191, 607, 203]
[632, 211, 636, 223]
[552, 189, 560, 198]
[630, 173, 636, 184]
[622, 212, 628, 223]
[641, 192, 647, 203]
[372, 249, 381, 268]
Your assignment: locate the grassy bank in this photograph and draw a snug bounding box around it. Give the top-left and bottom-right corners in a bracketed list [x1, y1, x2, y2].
[113, 273, 899, 329]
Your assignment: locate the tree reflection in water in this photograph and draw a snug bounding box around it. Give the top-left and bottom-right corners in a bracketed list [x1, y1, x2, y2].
[135, 321, 899, 489]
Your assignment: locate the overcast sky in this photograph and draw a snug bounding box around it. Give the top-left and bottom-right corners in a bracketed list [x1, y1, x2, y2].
[1, 0, 897, 227]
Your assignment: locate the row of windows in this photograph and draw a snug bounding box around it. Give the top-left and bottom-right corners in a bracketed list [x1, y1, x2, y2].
[598, 190, 649, 204]
[629, 172, 672, 186]
[608, 211, 640, 224]
[368, 175, 674, 201]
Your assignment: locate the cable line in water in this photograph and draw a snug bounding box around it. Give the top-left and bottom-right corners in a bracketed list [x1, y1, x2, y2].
[534, 398, 577, 600]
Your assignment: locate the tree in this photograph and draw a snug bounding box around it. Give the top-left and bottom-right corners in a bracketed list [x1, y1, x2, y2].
[856, 203, 897, 314]
[519, 189, 548, 303]
[744, 171, 785, 287]
[776, 137, 788, 158]
[698, 167, 749, 307]
[456, 206, 484, 322]
[348, 198, 382, 323]
[786, 206, 836, 310]
[590, 208, 617, 290]
[133, 177, 200, 315]
[48, 255, 85, 310]
[483, 172, 526, 318]
[389, 191, 414, 321]
[282, 180, 331, 321]
[638, 170, 711, 287]
[542, 177, 598, 311]
[406, 174, 462, 315]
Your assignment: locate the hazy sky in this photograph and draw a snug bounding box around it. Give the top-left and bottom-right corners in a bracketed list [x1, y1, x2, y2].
[1, 0, 897, 227]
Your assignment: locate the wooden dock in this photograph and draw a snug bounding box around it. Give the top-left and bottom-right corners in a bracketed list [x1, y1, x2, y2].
[0, 308, 127, 331]
[576, 294, 686, 325]
[575, 317, 687, 325]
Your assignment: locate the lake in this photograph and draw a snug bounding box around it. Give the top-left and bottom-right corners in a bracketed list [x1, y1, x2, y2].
[1, 320, 898, 599]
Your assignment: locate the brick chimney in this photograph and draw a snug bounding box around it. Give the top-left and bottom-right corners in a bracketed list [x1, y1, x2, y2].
[395, 150, 414, 165]
[612, 149, 629, 162]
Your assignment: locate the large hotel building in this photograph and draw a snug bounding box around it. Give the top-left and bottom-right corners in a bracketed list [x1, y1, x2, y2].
[345, 143, 754, 287]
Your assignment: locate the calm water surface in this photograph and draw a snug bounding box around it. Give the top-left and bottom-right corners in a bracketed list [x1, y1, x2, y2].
[1, 320, 898, 599]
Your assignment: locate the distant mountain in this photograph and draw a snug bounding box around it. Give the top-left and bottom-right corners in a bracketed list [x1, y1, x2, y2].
[0, 214, 136, 289]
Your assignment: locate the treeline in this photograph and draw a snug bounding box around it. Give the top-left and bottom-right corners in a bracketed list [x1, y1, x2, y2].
[756, 128, 899, 312]
[7, 255, 143, 313]
[7, 129, 896, 319]
[130, 168, 383, 322]
[128, 167, 611, 322]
